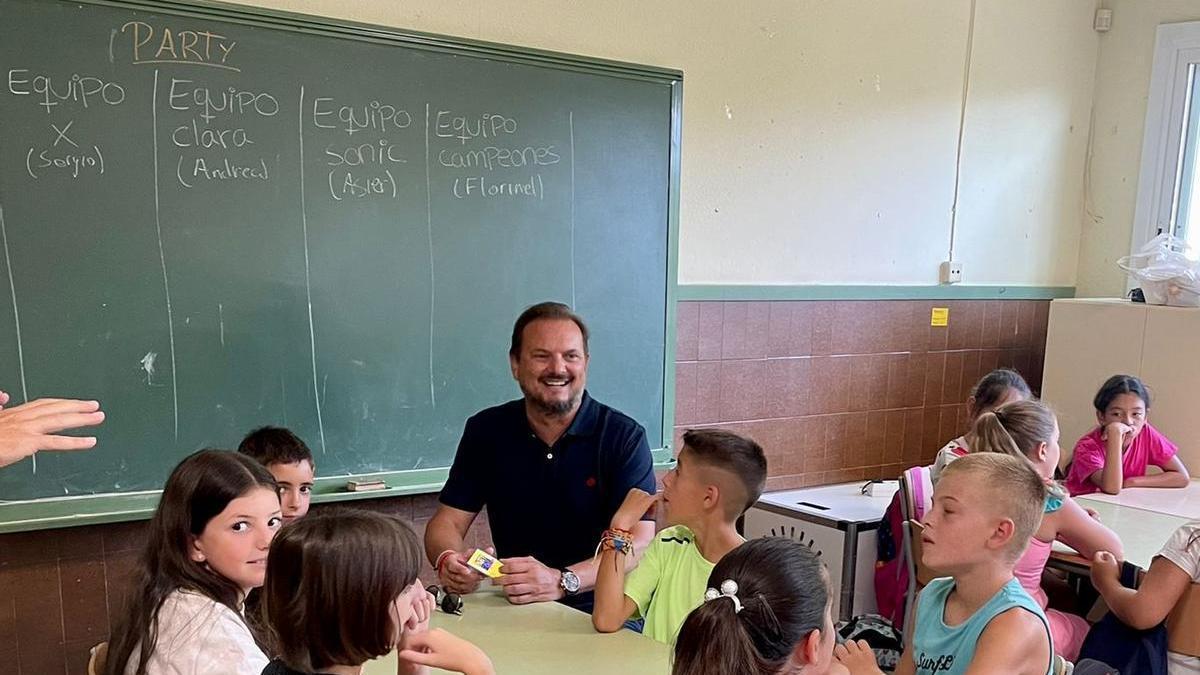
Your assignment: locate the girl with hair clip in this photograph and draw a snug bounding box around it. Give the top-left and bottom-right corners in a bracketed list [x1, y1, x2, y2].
[672, 537, 846, 675]
[971, 400, 1125, 662]
[105, 450, 282, 675]
[930, 368, 1032, 482]
[261, 508, 493, 675]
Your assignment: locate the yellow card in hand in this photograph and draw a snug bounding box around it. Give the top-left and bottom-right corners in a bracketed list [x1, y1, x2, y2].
[467, 549, 504, 578]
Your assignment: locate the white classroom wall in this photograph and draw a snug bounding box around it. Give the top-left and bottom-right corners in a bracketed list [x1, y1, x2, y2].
[223, 0, 1099, 286]
[1076, 0, 1200, 298]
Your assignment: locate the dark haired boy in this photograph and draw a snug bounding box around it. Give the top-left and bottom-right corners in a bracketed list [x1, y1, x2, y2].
[238, 426, 315, 523]
[592, 428, 768, 644]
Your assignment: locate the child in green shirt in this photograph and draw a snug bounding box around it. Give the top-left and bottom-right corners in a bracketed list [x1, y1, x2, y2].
[592, 429, 767, 644]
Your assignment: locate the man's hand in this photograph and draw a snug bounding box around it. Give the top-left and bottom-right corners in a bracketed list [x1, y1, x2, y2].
[494, 556, 564, 604]
[437, 548, 489, 595]
[0, 397, 105, 469]
[611, 488, 658, 531]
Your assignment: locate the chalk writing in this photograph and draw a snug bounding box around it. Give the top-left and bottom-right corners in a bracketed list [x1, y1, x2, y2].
[168, 79, 278, 123]
[120, 21, 239, 72]
[7, 69, 126, 113]
[312, 97, 412, 136]
[434, 110, 517, 144]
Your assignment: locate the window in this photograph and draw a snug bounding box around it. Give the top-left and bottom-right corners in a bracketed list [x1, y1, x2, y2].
[1133, 21, 1200, 252]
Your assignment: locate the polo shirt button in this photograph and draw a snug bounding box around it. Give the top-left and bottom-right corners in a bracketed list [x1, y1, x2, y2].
[546, 453, 553, 459]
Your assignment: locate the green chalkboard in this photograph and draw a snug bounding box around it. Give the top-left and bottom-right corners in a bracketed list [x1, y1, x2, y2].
[0, 0, 680, 509]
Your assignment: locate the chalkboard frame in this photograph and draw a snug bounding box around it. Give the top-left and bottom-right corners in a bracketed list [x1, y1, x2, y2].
[0, 0, 682, 533]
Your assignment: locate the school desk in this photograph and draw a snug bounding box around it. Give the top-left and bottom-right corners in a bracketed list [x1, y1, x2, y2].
[743, 480, 896, 621]
[1050, 499, 1190, 571]
[362, 589, 670, 675]
[1075, 479, 1200, 520]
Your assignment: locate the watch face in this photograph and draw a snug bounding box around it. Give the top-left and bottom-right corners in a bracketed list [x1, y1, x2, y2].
[562, 570, 581, 593]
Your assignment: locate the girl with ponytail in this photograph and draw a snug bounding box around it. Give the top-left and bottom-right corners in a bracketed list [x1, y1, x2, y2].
[672, 537, 843, 675]
[969, 399, 1125, 662]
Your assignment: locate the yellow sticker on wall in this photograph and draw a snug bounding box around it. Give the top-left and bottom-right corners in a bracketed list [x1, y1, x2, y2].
[931, 307, 949, 327]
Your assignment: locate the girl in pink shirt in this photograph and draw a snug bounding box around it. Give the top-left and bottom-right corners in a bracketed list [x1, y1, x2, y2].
[1066, 375, 1190, 496]
[972, 399, 1124, 661]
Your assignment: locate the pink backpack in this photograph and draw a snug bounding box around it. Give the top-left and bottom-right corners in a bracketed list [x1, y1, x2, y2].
[873, 466, 932, 627]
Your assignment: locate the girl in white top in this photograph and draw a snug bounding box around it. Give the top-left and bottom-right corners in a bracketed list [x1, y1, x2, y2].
[930, 368, 1032, 482]
[1092, 520, 1200, 674]
[105, 449, 282, 675]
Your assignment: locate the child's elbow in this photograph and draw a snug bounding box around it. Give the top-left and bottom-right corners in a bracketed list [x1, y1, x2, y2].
[1101, 484, 1121, 495]
[592, 613, 623, 633]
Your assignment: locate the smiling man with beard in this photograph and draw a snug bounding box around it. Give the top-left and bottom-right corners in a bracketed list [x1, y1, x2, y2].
[425, 302, 657, 613]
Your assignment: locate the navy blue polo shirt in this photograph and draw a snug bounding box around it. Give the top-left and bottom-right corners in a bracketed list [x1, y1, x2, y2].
[439, 391, 656, 611]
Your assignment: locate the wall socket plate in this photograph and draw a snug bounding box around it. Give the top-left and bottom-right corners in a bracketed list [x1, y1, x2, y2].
[940, 260, 963, 284]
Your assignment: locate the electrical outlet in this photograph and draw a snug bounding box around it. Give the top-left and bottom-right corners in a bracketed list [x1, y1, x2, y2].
[940, 261, 963, 284]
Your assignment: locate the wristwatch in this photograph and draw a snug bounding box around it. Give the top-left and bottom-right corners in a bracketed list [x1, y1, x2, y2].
[559, 568, 581, 596]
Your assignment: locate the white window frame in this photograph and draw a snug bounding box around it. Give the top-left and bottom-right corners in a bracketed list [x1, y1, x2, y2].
[1131, 21, 1200, 253]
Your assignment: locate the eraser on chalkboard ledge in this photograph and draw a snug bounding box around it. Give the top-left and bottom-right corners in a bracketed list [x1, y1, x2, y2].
[346, 480, 388, 492]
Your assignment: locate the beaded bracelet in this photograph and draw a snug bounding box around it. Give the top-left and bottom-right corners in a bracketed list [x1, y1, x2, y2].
[594, 528, 636, 568]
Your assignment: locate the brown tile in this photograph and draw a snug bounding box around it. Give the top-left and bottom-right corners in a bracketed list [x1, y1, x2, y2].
[884, 410, 906, 464]
[675, 301, 699, 362]
[937, 407, 963, 462]
[979, 349, 1001, 376]
[0, 569, 15, 653]
[722, 302, 770, 360]
[674, 361, 698, 425]
[54, 526, 104, 562]
[908, 301, 932, 352]
[903, 408, 925, 465]
[827, 467, 868, 484]
[764, 474, 807, 492]
[697, 302, 724, 360]
[921, 408, 944, 464]
[960, 350, 982, 401]
[883, 301, 915, 353]
[824, 415, 848, 471]
[941, 351, 965, 405]
[718, 360, 767, 422]
[1016, 301, 1038, 349]
[66, 639, 95, 675]
[771, 417, 809, 476]
[797, 417, 825, 474]
[923, 352, 947, 408]
[104, 551, 138, 629]
[885, 353, 908, 409]
[999, 302, 1021, 348]
[12, 562, 65, 674]
[101, 521, 148, 555]
[809, 356, 850, 415]
[905, 353, 927, 407]
[60, 558, 108, 645]
[764, 358, 811, 419]
[1028, 351, 1046, 396]
[845, 412, 869, 468]
[981, 300, 1003, 349]
[883, 462, 908, 480]
[832, 301, 887, 355]
[810, 302, 834, 355]
[693, 361, 722, 424]
[866, 411, 887, 468]
[767, 302, 813, 358]
[0, 530, 60, 566]
[1011, 349, 1033, 384]
[412, 494, 440, 520]
[848, 354, 890, 412]
[1032, 301, 1051, 345]
[951, 301, 985, 350]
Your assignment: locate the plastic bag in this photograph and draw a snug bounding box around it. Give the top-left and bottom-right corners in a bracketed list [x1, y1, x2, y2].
[1117, 233, 1200, 307]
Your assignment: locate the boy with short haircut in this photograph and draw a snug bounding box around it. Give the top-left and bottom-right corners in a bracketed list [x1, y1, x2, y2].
[836, 453, 1055, 675]
[592, 428, 767, 644]
[238, 426, 316, 524]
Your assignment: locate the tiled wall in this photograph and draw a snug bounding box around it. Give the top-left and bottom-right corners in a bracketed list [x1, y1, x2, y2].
[0, 297, 1050, 674]
[674, 299, 1050, 491]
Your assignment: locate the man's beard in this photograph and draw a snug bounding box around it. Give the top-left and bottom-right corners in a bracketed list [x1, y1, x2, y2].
[521, 381, 581, 416]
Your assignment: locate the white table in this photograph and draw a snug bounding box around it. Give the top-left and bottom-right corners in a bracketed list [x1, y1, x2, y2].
[1051, 499, 1190, 570]
[744, 480, 896, 620]
[1076, 479, 1200, 520]
[364, 589, 669, 675]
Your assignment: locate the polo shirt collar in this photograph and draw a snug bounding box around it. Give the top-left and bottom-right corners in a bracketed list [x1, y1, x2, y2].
[564, 391, 599, 437]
